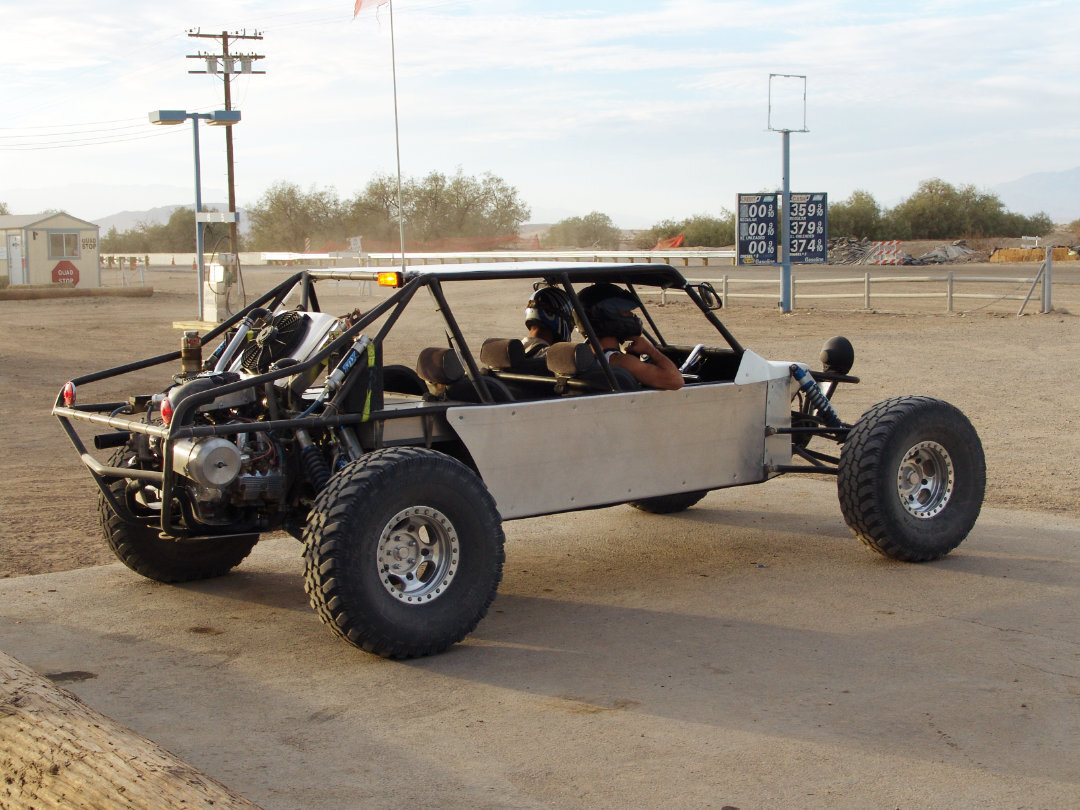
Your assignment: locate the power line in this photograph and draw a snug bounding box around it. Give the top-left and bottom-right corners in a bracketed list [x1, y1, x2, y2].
[0, 126, 188, 152]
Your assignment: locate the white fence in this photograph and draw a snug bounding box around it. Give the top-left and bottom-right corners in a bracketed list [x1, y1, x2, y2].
[686, 269, 1055, 315]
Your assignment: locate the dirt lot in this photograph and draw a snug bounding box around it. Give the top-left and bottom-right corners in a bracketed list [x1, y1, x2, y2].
[2, 262, 1078, 579]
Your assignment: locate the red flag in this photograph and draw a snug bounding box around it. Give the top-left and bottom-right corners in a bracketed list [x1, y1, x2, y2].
[354, 0, 389, 17]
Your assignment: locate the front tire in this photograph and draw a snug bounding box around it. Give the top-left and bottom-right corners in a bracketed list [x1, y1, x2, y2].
[838, 396, 985, 561]
[303, 447, 505, 658]
[98, 453, 258, 582]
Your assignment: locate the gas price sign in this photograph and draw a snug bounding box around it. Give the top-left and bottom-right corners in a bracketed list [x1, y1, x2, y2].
[736, 194, 778, 265]
[787, 192, 828, 264]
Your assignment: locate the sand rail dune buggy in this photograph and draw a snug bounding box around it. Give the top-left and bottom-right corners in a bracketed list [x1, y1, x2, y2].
[54, 262, 985, 658]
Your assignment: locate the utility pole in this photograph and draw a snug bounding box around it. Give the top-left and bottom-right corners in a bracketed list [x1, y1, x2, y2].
[186, 29, 265, 261]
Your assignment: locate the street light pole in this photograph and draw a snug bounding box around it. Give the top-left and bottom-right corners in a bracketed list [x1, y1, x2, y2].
[190, 115, 206, 319]
[149, 109, 240, 320]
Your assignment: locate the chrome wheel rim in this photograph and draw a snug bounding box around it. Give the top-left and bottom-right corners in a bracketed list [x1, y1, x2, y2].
[377, 506, 458, 602]
[896, 440, 954, 518]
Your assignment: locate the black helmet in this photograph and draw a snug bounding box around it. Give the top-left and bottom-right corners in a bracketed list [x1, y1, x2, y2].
[525, 284, 574, 343]
[577, 282, 643, 341]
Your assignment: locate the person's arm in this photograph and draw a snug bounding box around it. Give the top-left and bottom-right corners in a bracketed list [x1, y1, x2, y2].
[610, 336, 684, 390]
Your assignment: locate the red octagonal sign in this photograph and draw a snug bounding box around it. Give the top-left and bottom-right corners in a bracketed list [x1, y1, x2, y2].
[52, 260, 79, 287]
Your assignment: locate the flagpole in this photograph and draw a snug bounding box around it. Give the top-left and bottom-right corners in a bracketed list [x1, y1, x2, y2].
[388, 0, 407, 272]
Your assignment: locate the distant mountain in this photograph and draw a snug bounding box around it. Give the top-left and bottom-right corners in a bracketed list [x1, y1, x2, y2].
[94, 204, 250, 235]
[993, 167, 1080, 223]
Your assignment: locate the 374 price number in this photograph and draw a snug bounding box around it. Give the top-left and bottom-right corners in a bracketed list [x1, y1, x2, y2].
[790, 238, 825, 254]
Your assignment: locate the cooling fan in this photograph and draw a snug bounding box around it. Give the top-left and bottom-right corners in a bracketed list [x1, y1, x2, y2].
[240, 311, 310, 374]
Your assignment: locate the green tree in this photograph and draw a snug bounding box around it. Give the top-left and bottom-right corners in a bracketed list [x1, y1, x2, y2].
[829, 190, 882, 239]
[343, 173, 402, 244]
[246, 182, 344, 252]
[883, 179, 1053, 239]
[404, 170, 530, 241]
[542, 211, 622, 249]
[343, 169, 530, 248]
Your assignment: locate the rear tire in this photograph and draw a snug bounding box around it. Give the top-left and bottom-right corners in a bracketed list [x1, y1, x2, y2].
[98, 452, 258, 582]
[628, 490, 708, 514]
[838, 396, 984, 561]
[303, 447, 505, 658]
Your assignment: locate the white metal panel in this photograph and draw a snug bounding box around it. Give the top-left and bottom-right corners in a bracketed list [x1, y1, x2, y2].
[450, 382, 771, 519]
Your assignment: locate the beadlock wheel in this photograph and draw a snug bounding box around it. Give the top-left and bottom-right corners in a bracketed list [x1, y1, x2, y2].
[378, 506, 459, 602]
[897, 440, 954, 519]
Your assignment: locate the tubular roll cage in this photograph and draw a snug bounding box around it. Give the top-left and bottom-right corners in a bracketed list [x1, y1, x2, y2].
[53, 262, 855, 538]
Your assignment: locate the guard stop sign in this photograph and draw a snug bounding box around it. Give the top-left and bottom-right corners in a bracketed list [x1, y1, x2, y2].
[52, 260, 79, 286]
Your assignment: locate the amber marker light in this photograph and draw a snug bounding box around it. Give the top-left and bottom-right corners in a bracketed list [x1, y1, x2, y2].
[377, 271, 403, 288]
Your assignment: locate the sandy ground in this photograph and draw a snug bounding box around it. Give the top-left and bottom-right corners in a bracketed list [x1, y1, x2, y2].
[1, 260, 1078, 809]
[2, 260, 1077, 579]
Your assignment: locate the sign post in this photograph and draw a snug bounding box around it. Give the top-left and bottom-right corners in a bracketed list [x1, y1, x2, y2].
[767, 73, 809, 312]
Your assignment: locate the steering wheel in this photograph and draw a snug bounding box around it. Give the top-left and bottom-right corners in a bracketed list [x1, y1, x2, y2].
[679, 344, 706, 374]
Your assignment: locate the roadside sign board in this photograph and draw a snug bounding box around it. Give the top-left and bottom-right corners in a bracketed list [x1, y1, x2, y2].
[737, 192, 828, 264]
[736, 194, 779, 265]
[787, 192, 828, 264]
[52, 260, 79, 286]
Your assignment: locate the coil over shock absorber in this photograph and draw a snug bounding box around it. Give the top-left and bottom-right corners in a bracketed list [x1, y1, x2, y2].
[790, 365, 843, 429]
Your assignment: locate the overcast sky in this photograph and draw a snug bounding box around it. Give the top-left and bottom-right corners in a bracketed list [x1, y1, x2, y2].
[2, 0, 1077, 228]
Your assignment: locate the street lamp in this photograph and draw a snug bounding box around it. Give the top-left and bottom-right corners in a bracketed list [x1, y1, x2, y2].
[149, 109, 241, 320]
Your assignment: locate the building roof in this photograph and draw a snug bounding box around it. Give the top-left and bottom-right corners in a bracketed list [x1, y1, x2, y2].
[0, 212, 99, 230]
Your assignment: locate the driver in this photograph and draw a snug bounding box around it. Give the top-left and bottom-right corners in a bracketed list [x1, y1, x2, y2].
[576, 283, 683, 390]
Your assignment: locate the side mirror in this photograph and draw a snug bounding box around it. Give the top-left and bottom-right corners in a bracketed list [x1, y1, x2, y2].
[694, 282, 722, 310]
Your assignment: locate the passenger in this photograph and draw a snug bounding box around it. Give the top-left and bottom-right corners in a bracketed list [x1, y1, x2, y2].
[577, 282, 684, 390]
[523, 283, 575, 357]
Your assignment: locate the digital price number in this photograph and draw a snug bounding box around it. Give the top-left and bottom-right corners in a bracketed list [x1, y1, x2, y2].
[736, 194, 778, 265]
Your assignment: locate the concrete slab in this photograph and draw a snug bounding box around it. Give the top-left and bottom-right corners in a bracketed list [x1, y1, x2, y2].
[2, 477, 1078, 809]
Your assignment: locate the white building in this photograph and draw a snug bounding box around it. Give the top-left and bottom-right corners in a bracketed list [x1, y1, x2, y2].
[0, 212, 101, 288]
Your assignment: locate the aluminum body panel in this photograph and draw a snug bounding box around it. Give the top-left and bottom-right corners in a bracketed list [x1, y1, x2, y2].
[450, 361, 785, 519]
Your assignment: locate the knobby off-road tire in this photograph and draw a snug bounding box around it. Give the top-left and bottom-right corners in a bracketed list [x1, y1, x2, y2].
[628, 490, 709, 514]
[97, 452, 258, 583]
[303, 447, 505, 658]
[838, 396, 985, 561]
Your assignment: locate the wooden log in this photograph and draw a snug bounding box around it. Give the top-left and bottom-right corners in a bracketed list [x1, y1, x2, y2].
[0, 650, 261, 809]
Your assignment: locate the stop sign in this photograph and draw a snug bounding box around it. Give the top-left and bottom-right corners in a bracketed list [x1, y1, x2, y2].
[52, 260, 79, 287]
